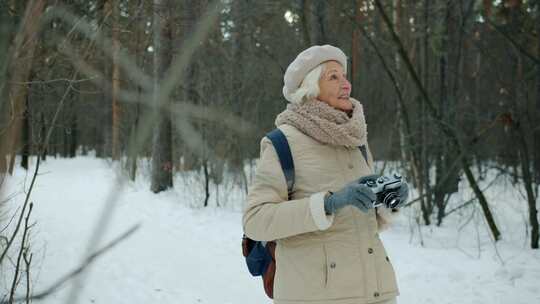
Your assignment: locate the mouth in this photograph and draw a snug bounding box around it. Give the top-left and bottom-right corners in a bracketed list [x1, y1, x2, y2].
[338, 95, 350, 100]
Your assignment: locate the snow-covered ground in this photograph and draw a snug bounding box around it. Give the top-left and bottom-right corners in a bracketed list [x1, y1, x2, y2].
[2, 157, 539, 304]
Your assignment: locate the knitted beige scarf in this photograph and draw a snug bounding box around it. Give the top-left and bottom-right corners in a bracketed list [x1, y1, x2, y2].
[275, 97, 368, 147]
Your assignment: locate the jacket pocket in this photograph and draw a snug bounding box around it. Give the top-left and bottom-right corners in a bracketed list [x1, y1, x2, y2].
[324, 242, 366, 297]
[274, 243, 327, 300]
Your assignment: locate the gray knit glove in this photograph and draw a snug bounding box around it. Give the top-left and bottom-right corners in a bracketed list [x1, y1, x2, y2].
[324, 174, 379, 214]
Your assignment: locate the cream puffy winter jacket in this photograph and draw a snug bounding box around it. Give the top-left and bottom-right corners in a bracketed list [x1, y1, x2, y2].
[242, 124, 399, 304]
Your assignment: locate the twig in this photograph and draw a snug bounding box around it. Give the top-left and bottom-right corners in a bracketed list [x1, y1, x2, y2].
[1, 206, 21, 235]
[23, 250, 32, 304]
[485, 217, 505, 266]
[8, 202, 33, 304]
[457, 202, 476, 233]
[475, 207, 482, 259]
[416, 216, 424, 247]
[9, 76, 97, 85]
[455, 205, 479, 259]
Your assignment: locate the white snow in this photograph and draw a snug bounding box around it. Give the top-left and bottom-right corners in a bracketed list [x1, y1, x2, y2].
[2, 156, 539, 304]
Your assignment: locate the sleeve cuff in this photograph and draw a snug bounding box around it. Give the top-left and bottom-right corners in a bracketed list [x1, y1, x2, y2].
[309, 192, 335, 230]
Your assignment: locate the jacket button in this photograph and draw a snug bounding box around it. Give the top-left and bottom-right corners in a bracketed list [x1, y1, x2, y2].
[368, 248, 374, 254]
[330, 262, 336, 269]
[386, 256, 390, 262]
[374, 292, 380, 297]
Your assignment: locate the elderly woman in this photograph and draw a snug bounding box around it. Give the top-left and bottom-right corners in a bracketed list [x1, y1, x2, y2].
[243, 45, 408, 304]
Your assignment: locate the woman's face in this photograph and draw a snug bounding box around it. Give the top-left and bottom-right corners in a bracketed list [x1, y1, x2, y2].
[317, 61, 352, 111]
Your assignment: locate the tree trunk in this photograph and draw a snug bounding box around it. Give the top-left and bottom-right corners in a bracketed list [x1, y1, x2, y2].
[40, 112, 47, 161]
[203, 159, 210, 207]
[128, 123, 138, 181]
[419, 0, 432, 225]
[69, 111, 78, 158]
[150, 0, 174, 193]
[299, 0, 311, 46]
[0, 0, 46, 174]
[62, 118, 69, 158]
[111, 0, 121, 160]
[128, 15, 144, 181]
[535, 1, 540, 186]
[351, 0, 363, 85]
[434, 1, 451, 226]
[97, 0, 113, 158]
[21, 94, 30, 170]
[393, 0, 409, 167]
[305, 0, 327, 45]
[515, 123, 540, 249]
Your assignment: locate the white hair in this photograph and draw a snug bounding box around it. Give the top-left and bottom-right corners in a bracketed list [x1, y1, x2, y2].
[289, 62, 327, 104]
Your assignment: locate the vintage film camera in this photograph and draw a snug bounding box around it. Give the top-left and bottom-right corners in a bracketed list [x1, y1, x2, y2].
[360, 173, 404, 208]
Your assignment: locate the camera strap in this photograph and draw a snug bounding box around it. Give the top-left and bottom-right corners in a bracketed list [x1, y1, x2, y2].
[358, 145, 368, 164]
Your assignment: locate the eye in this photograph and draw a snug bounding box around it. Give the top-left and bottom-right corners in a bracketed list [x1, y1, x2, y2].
[330, 74, 338, 80]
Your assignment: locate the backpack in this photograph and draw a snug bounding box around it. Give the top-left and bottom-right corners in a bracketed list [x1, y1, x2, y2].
[242, 128, 369, 299]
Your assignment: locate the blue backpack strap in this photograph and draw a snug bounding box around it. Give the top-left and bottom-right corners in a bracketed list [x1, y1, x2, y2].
[243, 129, 294, 279]
[266, 128, 295, 200]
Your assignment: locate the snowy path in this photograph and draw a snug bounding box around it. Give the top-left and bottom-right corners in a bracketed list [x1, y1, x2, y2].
[3, 157, 539, 303]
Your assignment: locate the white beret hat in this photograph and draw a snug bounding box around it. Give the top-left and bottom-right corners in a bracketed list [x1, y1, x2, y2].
[282, 44, 348, 102]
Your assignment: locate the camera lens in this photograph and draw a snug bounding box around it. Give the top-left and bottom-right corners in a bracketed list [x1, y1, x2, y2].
[383, 192, 400, 208]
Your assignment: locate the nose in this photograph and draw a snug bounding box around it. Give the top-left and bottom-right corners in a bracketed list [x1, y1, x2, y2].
[341, 79, 351, 94]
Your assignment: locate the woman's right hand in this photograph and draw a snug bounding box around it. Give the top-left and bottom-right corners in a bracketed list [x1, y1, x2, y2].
[323, 177, 377, 214]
